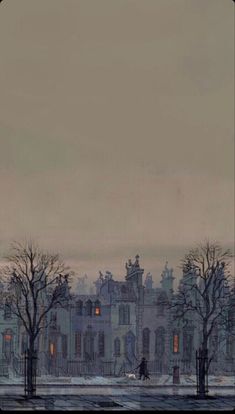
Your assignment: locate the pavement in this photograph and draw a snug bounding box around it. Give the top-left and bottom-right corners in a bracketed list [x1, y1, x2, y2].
[0, 386, 234, 411]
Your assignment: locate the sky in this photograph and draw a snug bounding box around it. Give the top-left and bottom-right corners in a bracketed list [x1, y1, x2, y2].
[0, 0, 234, 289]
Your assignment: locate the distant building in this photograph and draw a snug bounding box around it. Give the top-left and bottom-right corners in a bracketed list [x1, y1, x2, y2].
[2, 257, 234, 378]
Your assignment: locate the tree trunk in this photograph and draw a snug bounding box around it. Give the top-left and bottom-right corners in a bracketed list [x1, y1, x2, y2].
[26, 338, 37, 398]
[198, 331, 208, 399]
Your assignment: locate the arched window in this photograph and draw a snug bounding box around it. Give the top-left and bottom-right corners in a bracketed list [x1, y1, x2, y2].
[76, 300, 83, 316]
[119, 305, 124, 324]
[183, 330, 193, 361]
[173, 331, 179, 353]
[21, 332, 28, 355]
[98, 331, 105, 357]
[124, 304, 130, 324]
[83, 326, 95, 361]
[142, 328, 150, 357]
[2, 329, 13, 361]
[209, 332, 218, 362]
[119, 304, 130, 325]
[85, 300, 92, 316]
[125, 331, 136, 361]
[62, 335, 68, 359]
[75, 331, 82, 357]
[114, 338, 121, 356]
[121, 285, 127, 293]
[157, 294, 165, 316]
[94, 300, 101, 316]
[155, 327, 165, 357]
[4, 300, 11, 320]
[49, 342, 56, 357]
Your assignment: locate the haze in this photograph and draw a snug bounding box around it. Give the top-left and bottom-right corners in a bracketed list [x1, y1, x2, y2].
[0, 0, 234, 285]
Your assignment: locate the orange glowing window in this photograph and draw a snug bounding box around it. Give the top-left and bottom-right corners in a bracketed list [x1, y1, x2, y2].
[173, 334, 179, 353]
[4, 334, 12, 341]
[50, 343, 55, 356]
[95, 307, 101, 316]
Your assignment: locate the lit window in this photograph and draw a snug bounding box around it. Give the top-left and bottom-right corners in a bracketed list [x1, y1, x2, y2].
[94, 300, 101, 316]
[173, 334, 179, 353]
[4, 334, 12, 341]
[50, 343, 55, 356]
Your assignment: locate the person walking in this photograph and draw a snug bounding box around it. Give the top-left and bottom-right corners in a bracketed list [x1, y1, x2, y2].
[135, 357, 147, 380]
[143, 360, 150, 381]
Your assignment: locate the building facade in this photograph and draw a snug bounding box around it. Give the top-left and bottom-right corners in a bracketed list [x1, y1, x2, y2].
[0, 256, 234, 378]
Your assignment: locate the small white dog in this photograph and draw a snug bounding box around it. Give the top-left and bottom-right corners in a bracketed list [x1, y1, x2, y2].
[125, 373, 136, 380]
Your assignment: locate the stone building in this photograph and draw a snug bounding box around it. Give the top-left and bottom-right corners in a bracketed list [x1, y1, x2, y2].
[3, 256, 235, 378]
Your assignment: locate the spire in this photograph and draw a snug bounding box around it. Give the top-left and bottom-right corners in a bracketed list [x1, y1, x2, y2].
[160, 261, 174, 295]
[125, 254, 144, 287]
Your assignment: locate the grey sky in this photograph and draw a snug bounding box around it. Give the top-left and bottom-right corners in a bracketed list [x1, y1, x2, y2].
[0, 0, 234, 286]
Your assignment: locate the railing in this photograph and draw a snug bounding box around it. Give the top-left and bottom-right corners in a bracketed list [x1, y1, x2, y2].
[67, 360, 114, 376]
[0, 359, 9, 377]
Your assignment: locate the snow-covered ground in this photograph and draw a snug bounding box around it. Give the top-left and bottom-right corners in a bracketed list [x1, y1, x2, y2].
[1, 373, 234, 386]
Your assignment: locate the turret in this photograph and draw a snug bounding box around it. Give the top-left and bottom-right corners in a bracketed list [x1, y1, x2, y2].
[160, 261, 174, 296]
[125, 254, 144, 288]
[93, 271, 105, 295]
[144, 272, 153, 289]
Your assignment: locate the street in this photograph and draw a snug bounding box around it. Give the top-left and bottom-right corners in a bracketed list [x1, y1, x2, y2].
[0, 385, 234, 411]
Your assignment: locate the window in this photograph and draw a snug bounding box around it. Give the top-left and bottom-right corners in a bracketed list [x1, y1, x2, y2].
[21, 333, 28, 354]
[85, 300, 92, 316]
[84, 326, 95, 361]
[173, 333, 179, 353]
[209, 334, 218, 362]
[119, 304, 130, 325]
[4, 301, 11, 320]
[157, 295, 165, 316]
[50, 342, 56, 357]
[114, 338, 121, 356]
[94, 300, 101, 316]
[75, 331, 82, 357]
[142, 328, 150, 357]
[2, 330, 13, 360]
[62, 335, 67, 359]
[76, 300, 83, 316]
[98, 331, 105, 357]
[121, 285, 127, 293]
[183, 331, 193, 361]
[124, 305, 130, 324]
[155, 327, 165, 357]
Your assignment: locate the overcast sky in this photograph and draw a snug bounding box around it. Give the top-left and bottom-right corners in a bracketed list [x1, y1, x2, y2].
[0, 0, 234, 288]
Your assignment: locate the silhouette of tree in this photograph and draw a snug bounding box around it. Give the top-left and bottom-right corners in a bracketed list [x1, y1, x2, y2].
[171, 241, 233, 398]
[0, 241, 72, 398]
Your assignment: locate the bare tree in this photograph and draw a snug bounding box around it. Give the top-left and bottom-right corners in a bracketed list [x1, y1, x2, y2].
[0, 241, 72, 398]
[171, 241, 233, 397]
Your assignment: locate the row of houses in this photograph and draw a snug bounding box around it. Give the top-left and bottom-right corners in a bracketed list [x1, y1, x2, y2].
[0, 255, 234, 377]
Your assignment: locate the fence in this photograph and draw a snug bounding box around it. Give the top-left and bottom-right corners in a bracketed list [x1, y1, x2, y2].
[67, 360, 114, 376]
[11, 356, 169, 377]
[0, 359, 9, 377]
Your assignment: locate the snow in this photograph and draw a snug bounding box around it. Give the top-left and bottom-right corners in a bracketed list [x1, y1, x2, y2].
[0, 374, 234, 386]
